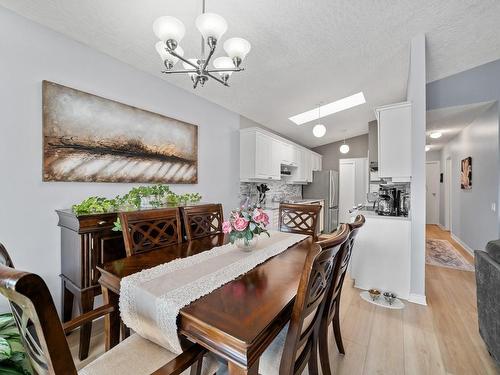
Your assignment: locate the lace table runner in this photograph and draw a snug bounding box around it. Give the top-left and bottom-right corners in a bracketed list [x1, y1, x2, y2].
[119, 230, 308, 353]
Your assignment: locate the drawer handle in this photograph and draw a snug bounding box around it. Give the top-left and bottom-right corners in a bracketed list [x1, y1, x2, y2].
[98, 220, 107, 225]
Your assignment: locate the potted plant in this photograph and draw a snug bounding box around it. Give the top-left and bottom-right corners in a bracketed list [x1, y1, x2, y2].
[0, 313, 32, 374]
[222, 205, 270, 251]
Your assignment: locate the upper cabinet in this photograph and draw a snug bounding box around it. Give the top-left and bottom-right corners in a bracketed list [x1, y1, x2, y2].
[240, 130, 280, 181]
[240, 128, 322, 183]
[375, 102, 412, 181]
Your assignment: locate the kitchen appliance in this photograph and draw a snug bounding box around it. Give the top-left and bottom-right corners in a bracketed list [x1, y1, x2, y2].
[302, 170, 339, 233]
[376, 184, 410, 216]
[376, 194, 393, 215]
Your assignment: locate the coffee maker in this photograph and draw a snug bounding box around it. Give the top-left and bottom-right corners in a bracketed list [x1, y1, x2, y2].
[376, 184, 408, 216]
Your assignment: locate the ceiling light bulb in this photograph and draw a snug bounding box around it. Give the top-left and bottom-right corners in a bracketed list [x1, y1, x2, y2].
[340, 144, 350, 154]
[155, 42, 183, 67]
[430, 131, 442, 139]
[182, 59, 198, 78]
[425, 145, 431, 152]
[153, 16, 186, 45]
[223, 38, 251, 65]
[195, 13, 228, 41]
[213, 56, 235, 77]
[313, 124, 326, 138]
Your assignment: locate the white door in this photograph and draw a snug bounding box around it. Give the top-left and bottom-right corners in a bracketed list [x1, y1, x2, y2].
[426, 161, 440, 224]
[339, 161, 355, 224]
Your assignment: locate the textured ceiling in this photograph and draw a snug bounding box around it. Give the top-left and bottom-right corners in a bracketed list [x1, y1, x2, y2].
[426, 102, 494, 151]
[1, 0, 500, 147]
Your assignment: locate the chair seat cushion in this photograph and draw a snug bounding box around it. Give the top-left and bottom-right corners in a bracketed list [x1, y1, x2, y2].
[258, 324, 310, 375]
[486, 239, 500, 263]
[78, 334, 218, 375]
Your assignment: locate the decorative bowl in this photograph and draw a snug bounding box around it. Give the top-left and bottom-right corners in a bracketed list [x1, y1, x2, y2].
[368, 289, 381, 301]
[383, 292, 397, 305]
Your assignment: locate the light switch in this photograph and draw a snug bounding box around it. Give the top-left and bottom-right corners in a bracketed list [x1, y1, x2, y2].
[492, 203, 496, 212]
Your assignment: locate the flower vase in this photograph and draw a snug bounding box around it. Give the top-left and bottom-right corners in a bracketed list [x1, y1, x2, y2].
[235, 235, 259, 252]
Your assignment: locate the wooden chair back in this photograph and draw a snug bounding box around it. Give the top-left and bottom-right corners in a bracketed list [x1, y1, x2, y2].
[180, 204, 224, 241]
[279, 224, 350, 374]
[322, 214, 365, 324]
[0, 242, 14, 268]
[0, 264, 78, 374]
[120, 208, 182, 257]
[278, 203, 322, 241]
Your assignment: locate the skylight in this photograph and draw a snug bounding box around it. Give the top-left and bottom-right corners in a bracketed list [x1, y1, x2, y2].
[289, 92, 366, 125]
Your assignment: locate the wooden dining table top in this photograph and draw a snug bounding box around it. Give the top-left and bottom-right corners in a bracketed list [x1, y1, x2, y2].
[97, 233, 318, 371]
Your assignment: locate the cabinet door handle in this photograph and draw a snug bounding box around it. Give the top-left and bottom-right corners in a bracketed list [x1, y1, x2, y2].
[98, 220, 107, 225]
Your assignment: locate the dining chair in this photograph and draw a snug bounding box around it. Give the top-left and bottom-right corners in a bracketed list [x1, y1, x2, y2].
[317, 214, 365, 375]
[180, 204, 223, 241]
[0, 242, 14, 268]
[278, 203, 322, 241]
[0, 258, 218, 375]
[120, 208, 183, 257]
[257, 223, 350, 374]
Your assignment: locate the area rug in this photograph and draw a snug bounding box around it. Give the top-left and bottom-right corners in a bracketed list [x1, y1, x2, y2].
[426, 239, 475, 271]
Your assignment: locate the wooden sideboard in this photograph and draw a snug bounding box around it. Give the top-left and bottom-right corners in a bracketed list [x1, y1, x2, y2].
[56, 209, 126, 360]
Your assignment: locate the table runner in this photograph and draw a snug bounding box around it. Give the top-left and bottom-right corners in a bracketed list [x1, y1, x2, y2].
[119, 230, 308, 353]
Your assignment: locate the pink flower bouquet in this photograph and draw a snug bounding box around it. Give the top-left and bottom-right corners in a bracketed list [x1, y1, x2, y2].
[222, 205, 270, 246]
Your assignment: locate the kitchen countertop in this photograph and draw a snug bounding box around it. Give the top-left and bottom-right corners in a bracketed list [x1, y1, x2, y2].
[262, 198, 324, 210]
[354, 209, 411, 221]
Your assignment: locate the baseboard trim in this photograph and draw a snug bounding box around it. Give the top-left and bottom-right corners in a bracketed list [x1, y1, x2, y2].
[437, 223, 447, 231]
[408, 293, 427, 306]
[450, 233, 474, 256]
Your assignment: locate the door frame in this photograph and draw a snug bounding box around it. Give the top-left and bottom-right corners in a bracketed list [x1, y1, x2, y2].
[425, 161, 440, 225]
[444, 157, 452, 231]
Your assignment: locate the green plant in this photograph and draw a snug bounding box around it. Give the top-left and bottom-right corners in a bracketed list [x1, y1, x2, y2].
[72, 185, 202, 216]
[0, 313, 32, 375]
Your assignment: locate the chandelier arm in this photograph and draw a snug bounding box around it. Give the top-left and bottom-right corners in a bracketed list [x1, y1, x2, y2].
[205, 71, 229, 86]
[167, 49, 199, 70]
[161, 69, 201, 74]
[206, 68, 245, 73]
[200, 44, 216, 73]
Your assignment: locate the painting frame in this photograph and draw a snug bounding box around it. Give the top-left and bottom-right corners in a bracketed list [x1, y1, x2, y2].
[460, 156, 472, 190]
[42, 81, 198, 184]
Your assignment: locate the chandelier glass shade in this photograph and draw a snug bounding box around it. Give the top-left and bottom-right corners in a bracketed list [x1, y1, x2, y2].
[153, 0, 250, 89]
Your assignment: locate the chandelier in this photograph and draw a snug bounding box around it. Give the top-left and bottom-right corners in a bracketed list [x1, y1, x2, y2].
[153, 0, 251, 89]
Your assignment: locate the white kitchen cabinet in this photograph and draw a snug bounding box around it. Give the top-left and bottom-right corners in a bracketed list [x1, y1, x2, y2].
[375, 102, 412, 181]
[240, 128, 317, 183]
[349, 213, 411, 299]
[240, 129, 280, 181]
[278, 141, 297, 166]
[311, 152, 322, 172]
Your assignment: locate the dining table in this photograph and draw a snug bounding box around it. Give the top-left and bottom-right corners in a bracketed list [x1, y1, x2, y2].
[97, 232, 317, 374]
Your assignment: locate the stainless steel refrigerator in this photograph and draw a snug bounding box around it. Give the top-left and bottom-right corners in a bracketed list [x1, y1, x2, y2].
[302, 170, 339, 233]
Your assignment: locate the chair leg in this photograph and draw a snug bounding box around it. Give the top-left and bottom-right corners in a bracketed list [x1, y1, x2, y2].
[318, 322, 332, 375]
[332, 300, 345, 355]
[120, 321, 130, 340]
[78, 292, 94, 361]
[308, 337, 319, 375]
[189, 357, 203, 375]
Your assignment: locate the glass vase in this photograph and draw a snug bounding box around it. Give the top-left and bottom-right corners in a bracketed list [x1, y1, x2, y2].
[235, 235, 259, 252]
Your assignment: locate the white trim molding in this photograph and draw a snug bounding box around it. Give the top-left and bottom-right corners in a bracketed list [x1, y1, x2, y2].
[451, 233, 474, 256]
[408, 293, 427, 306]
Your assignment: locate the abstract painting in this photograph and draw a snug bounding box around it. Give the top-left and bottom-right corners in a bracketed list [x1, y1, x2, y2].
[460, 156, 472, 190]
[43, 81, 198, 183]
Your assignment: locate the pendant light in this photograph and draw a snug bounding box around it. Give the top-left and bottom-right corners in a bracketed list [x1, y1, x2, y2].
[339, 130, 350, 154]
[312, 103, 326, 138]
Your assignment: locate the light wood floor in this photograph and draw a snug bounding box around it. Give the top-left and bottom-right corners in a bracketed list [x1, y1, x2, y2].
[69, 225, 499, 374]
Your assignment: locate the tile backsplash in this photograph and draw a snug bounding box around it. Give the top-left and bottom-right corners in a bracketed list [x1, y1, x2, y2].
[239, 181, 302, 207]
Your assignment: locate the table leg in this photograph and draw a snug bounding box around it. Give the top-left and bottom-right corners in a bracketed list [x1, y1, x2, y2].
[102, 286, 120, 351]
[228, 360, 259, 375]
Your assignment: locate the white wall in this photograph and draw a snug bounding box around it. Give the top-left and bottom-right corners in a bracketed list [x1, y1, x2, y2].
[426, 150, 442, 162]
[406, 34, 427, 304]
[0, 8, 240, 312]
[439, 103, 499, 251]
